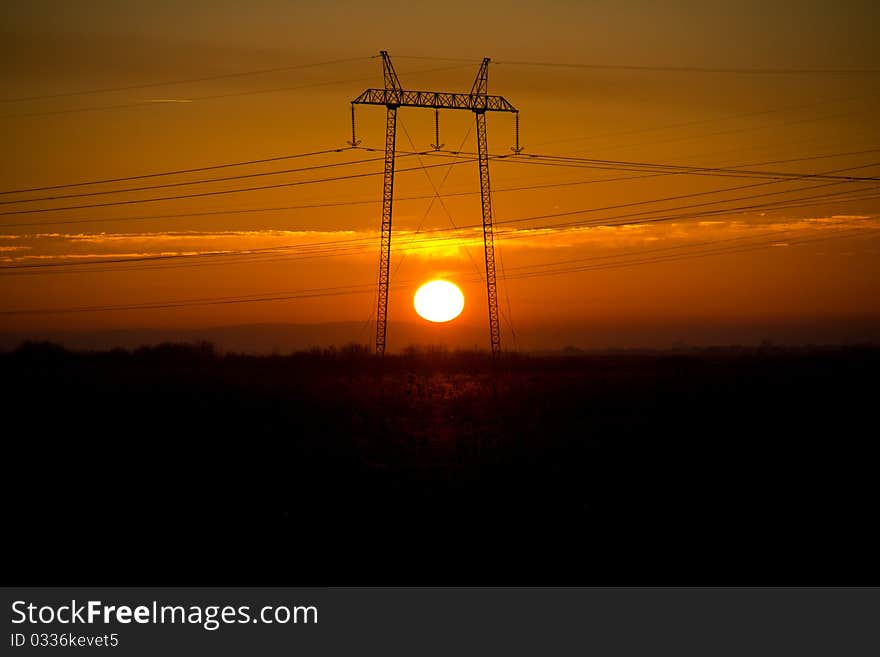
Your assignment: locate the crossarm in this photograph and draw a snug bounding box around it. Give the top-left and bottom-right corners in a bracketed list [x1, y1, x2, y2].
[352, 88, 517, 112]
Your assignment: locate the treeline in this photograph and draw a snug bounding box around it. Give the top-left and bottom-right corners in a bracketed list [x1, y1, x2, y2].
[5, 338, 878, 369]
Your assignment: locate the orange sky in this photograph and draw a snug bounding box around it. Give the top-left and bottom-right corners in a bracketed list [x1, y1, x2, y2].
[2, 1, 879, 350]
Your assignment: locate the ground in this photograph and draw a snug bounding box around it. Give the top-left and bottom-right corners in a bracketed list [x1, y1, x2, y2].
[3, 342, 876, 584]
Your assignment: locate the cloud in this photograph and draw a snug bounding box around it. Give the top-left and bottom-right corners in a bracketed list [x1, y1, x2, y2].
[30, 229, 361, 242]
[5, 215, 877, 265]
[8, 252, 188, 262]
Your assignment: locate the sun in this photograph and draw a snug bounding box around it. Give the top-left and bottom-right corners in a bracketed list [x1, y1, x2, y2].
[413, 280, 465, 323]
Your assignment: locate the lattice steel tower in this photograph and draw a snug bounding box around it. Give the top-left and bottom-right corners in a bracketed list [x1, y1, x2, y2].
[350, 51, 519, 356]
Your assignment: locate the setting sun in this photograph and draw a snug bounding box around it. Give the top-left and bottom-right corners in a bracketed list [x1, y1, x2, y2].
[413, 280, 465, 323]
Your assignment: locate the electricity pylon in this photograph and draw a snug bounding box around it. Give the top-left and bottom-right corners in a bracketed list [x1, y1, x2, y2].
[350, 51, 519, 357]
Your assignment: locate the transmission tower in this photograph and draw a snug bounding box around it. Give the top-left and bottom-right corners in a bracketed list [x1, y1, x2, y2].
[350, 51, 520, 356]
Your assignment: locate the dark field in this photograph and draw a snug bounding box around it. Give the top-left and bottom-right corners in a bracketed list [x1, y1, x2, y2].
[3, 342, 878, 584]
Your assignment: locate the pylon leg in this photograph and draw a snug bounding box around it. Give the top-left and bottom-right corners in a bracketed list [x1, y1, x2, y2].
[375, 106, 397, 356]
[475, 111, 501, 357]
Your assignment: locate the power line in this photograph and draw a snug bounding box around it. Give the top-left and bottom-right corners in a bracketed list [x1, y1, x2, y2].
[5, 192, 876, 278]
[504, 227, 879, 282]
[6, 165, 876, 269]
[3, 152, 876, 273]
[4, 180, 876, 275]
[9, 195, 878, 279]
[1, 63, 473, 120]
[503, 220, 874, 273]
[4, 142, 871, 212]
[520, 186, 880, 235]
[552, 107, 876, 160]
[0, 148, 355, 196]
[509, 152, 880, 182]
[0, 282, 382, 315]
[495, 60, 880, 75]
[0, 197, 384, 229]
[0, 56, 372, 103]
[0, 170, 732, 229]
[416, 149, 880, 183]
[389, 147, 880, 184]
[0, 154, 393, 206]
[490, 169, 880, 231]
[528, 95, 868, 149]
[394, 55, 880, 75]
[0, 157, 478, 216]
[176, 64, 471, 102]
[7, 147, 873, 229]
[1, 76, 380, 120]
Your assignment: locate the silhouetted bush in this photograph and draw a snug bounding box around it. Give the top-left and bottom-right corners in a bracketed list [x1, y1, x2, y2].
[132, 340, 217, 363]
[12, 340, 69, 361]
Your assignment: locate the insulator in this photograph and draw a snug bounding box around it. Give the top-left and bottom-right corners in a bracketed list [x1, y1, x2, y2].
[511, 112, 524, 154]
[430, 109, 444, 150]
[347, 104, 361, 148]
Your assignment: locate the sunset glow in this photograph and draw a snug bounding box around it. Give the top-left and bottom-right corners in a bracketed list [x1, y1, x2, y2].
[0, 1, 877, 353]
